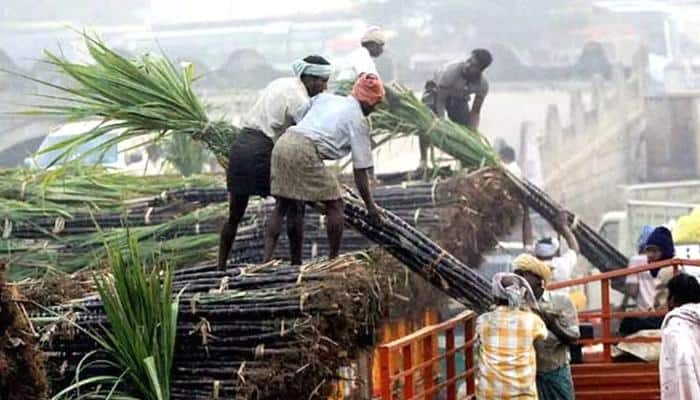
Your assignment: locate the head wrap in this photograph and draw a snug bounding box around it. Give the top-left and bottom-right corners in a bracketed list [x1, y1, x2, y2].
[637, 224, 655, 253]
[351, 73, 385, 106]
[513, 253, 553, 282]
[291, 58, 333, 79]
[535, 237, 560, 259]
[491, 272, 539, 310]
[361, 26, 386, 45]
[646, 226, 675, 277]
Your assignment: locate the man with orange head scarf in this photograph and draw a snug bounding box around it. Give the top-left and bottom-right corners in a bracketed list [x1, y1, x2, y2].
[263, 74, 385, 263]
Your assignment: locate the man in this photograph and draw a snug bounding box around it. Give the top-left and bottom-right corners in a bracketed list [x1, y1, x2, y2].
[420, 49, 492, 167]
[624, 225, 656, 311]
[335, 26, 385, 83]
[514, 254, 580, 400]
[264, 74, 385, 262]
[217, 56, 332, 269]
[499, 145, 522, 178]
[620, 226, 676, 334]
[660, 273, 700, 400]
[531, 213, 581, 294]
[476, 272, 546, 400]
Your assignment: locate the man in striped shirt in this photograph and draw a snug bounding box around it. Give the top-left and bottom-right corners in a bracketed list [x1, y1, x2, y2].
[477, 272, 547, 399]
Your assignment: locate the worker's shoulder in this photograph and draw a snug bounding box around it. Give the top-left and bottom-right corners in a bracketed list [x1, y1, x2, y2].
[312, 93, 361, 114]
[544, 291, 577, 310]
[264, 76, 301, 91]
[436, 60, 464, 84]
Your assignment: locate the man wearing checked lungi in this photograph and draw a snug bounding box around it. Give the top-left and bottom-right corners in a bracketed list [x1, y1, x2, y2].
[218, 55, 333, 269]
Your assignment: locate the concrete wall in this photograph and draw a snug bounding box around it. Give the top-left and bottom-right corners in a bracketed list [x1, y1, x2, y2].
[540, 49, 649, 226]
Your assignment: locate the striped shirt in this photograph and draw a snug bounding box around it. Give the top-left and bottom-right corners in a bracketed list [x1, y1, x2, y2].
[476, 306, 547, 399]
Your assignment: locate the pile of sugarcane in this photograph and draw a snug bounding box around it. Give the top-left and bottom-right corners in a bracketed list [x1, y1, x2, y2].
[432, 167, 523, 267]
[17, 33, 626, 276]
[31, 253, 443, 399]
[2, 178, 448, 280]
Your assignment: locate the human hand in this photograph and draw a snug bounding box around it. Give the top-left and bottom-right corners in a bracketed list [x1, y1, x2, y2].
[367, 203, 383, 225]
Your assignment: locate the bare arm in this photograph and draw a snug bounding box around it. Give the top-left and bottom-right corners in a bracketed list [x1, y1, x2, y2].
[522, 204, 533, 247]
[434, 87, 448, 118]
[468, 94, 486, 130]
[542, 312, 580, 345]
[535, 297, 580, 345]
[558, 211, 580, 254]
[354, 167, 381, 223]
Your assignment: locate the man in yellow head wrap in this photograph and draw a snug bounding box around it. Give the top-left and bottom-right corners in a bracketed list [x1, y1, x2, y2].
[513, 253, 580, 400]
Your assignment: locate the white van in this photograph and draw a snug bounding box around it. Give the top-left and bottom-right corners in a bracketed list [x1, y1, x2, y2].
[24, 120, 156, 174]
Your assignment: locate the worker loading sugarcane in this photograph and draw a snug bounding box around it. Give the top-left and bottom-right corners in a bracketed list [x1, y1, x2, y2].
[218, 55, 333, 269]
[334, 26, 386, 85]
[514, 254, 580, 400]
[420, 49, 492, 169]
[264, 73, 385, 262]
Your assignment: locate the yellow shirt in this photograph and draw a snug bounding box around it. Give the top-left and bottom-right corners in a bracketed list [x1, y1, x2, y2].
[476, 306, 547, 399]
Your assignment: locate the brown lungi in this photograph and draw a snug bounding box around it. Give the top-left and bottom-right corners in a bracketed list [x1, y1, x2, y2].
[270, 131, 342, 201]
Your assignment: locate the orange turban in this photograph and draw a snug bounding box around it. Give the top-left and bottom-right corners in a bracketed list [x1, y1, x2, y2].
[351, 73, 385, 106]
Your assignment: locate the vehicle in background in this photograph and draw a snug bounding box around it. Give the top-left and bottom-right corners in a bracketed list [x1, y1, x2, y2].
[24, 120, 155, 174]
[598, 180, 700, 275]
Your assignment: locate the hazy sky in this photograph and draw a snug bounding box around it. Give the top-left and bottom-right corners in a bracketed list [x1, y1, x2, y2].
[148, 0, 354, 24]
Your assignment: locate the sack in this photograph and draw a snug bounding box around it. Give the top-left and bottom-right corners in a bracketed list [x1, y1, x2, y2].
[673, 206, 700, 243]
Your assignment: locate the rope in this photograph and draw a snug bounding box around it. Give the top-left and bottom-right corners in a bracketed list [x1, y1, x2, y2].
[428, 250, 448, 275]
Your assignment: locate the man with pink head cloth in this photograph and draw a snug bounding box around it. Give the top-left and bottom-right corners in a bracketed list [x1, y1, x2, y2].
[263, 74, 385, 262]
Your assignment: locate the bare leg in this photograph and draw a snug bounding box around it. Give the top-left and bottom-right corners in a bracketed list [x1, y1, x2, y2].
[263, 197, 290, 262]
[218, 194, 250, 269]
[286, 200, 306, 265]
[324, 199, 344, 259]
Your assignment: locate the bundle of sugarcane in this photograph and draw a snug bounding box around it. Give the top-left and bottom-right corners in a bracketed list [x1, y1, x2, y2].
[4, 179, 448, 285]
[0, 165, 221, 215]
[371, 85, 628, 272]
[504, 171, 628, 284]
[2, 204, 227, 280]
[31, 253, 416, 399]
[432, 167, 523, 267]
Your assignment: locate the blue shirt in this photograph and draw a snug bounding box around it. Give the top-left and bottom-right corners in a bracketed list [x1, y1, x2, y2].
[291, 93, 374, 169]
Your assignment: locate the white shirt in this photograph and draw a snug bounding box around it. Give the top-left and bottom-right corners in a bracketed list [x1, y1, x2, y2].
[625, 254, 658, 311]
[292, 93, 373, 169]
[546, 249, 578, 294]
[335, 47, 379, 82]
[241, 77, 309, 140]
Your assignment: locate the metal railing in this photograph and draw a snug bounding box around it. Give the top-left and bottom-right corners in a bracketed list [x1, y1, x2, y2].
[548, 257, 700, 361]
[376, 310, 477, 400]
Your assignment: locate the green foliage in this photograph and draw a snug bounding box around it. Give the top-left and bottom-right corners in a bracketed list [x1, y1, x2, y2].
[51, 235, 181, 400]
[164, 134, 207, 177]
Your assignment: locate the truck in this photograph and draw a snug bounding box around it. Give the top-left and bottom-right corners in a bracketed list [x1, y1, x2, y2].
[598, 180, 700, 264]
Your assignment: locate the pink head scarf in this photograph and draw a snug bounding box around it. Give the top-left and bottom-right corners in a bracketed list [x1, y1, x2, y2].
[351, 73, 385, 107]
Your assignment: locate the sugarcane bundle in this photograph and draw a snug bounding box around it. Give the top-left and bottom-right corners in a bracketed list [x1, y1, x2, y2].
[31, 252, 437, 399]
[3, 179, 450, 287]
[432, 167, 522, 266]
[0, 164, 221, 215]
[371, 85, 628, 272]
